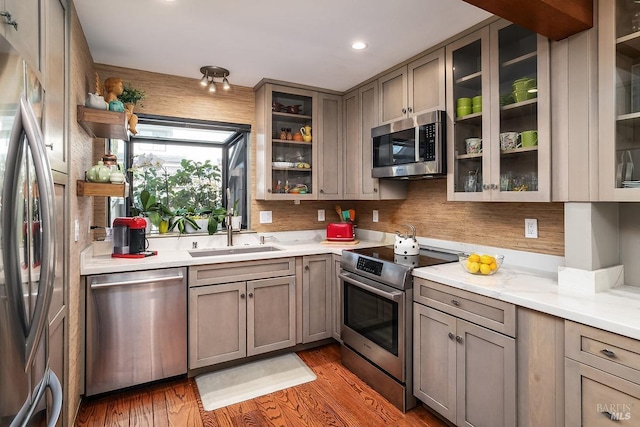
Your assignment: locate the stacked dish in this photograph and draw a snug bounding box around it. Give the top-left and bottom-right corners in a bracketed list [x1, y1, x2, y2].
[272, 161, 294, 168]
[622, 180, 640, 188]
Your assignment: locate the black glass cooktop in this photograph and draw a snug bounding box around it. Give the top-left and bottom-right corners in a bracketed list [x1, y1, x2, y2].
[350, 245, 458, 268]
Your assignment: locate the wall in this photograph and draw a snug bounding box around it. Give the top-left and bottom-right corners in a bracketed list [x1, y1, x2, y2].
[88, 65, 564, 256]
[68, 2, 97, 421]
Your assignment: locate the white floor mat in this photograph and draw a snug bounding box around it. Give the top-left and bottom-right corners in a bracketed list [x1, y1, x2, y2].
[195, 353, 317, 411]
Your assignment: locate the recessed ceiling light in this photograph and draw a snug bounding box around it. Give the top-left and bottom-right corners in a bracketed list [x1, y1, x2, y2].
[351, 41, 367, 50]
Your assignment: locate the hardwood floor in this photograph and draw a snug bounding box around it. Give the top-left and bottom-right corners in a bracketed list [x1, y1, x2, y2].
[75, 343, 450, 427]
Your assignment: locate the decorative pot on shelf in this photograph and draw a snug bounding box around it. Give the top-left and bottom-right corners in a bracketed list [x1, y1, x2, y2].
[86, 161, 111, 183]
[85, 93, 107, 110]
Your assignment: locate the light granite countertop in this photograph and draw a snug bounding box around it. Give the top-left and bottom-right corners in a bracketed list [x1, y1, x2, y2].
[81, 229, 640, 341]
[413, 262, 640, 341]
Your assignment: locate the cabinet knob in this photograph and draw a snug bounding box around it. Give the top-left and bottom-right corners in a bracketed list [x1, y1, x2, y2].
[408, 107, 413, 113]
[304, 265, 309, 271]
[491, 183, 498, 190]
[0, 12, 18, 30]
[45, 143, 54, 151]
[373, 188, 378, 193]
[248, 292, 254, 298]
[448, 332, 455, 340]
[600, 349, 616, 358]
[240, 293, 245, 299]
[451, 299, 460, 306]
[482, 184, 489, 190]
[320, 189, 324, 193]
[455, 335, 463, 343]
[402, 108, 407, 114]
[267, 188, 272, 193]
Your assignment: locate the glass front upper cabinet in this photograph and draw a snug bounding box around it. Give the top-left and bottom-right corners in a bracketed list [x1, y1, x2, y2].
[447, 21, 550, 202]
[599, 0, 640, 200]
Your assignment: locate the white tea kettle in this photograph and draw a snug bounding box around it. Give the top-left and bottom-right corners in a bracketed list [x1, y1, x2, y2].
[394, 224, 419, 255]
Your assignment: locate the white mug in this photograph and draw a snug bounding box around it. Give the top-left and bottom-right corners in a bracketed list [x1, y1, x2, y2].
[465, 137, 482, 154]
[499, 132, 521, 150]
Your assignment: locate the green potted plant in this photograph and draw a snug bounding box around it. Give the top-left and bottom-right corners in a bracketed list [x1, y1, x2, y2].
[169, 207, 200, 234]
[132, 190, 174, 233]
[118, 83, 145, 110]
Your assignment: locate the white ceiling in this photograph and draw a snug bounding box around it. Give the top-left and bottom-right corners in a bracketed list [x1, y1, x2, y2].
[73, 0, 492, 92]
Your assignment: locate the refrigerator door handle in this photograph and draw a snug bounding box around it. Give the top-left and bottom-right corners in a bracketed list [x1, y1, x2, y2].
[2, 96, 56, 370]
[11, 369, 62, 427]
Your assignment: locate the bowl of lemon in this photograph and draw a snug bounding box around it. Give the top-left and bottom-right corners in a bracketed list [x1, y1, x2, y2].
[459, 253, 504, 275]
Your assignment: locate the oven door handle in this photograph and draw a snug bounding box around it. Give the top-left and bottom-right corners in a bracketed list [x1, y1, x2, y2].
[339, 272, 403, 302]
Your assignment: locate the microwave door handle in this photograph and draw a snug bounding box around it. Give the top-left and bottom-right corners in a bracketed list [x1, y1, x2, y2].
[414, 126, 420, 162]
[339, 272, 403, 302]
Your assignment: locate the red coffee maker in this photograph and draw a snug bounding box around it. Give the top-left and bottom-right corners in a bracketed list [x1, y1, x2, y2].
[112, 217, 152, 258]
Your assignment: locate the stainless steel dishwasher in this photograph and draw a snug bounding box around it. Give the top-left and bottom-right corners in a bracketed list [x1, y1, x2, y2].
[86, 267, 187, 396]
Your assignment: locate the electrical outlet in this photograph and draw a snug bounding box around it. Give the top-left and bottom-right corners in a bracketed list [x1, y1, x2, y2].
[318, 209, 325, 221]
[373, 210, 379, 223]
[259, 211, 272, 224]
[525, 218, 538, 238]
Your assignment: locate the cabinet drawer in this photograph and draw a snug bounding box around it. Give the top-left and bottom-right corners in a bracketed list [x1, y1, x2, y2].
[566, 321, 640, 384]
[414, 278, 516, 337]
[189, 257, 295, 287]
[565, 358, 640, 425]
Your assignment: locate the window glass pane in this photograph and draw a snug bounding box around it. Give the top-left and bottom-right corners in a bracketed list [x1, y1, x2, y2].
[135, 123, 235, 144]
[131, 141, 223, 211]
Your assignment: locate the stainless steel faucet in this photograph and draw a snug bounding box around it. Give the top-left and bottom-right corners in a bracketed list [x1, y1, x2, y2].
[226, 212, 233, 246]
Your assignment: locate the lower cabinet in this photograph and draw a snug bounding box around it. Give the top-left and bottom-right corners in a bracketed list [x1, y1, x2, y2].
[414, 304, 516, 427]
[565, 320, 640, 425]
[413, 278, 516, 427]
[301, 254, 332, 343]
[189, 275, 296, 369]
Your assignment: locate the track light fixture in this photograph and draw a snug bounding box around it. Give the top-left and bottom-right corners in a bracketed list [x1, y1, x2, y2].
[199, 66, 231, 93]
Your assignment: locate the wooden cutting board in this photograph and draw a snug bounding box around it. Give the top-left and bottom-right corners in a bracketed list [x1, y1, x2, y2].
[320, 239, 360, 245]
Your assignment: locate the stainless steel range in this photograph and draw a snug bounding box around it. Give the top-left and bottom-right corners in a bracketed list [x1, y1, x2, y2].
[339, 245, 457, 412]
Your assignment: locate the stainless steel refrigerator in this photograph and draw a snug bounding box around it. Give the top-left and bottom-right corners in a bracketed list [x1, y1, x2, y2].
[0, 35, 62, 426]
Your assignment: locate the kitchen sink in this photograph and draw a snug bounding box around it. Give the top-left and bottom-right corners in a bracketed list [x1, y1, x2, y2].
[188, 246, 282, 257]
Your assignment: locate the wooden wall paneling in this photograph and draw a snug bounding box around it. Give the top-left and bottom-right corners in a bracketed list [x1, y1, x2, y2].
[352, 179, 564, 256]
[462, 0, 593, 41]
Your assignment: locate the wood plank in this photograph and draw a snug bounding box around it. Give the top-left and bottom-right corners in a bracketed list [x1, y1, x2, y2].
[75, 344, 449, 427]
[462, 0, 593, 41]
[77, 180, 126, 197]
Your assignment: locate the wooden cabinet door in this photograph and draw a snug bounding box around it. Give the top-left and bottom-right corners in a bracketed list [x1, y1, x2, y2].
[565, 358, 640, 426]
[359, 81, 380, 200]
[408, 48, 446, 116]
[413, 304, 457, 424]
[379, 66, 407, 124]
[247, 276, 296, 356]
[456, 318, 516, 427]
[302, 255, 332, 343]
[188, 282, 246, 368]
[48, 311, 65, 427]
[43, 0, 67, 173]
[3, 0, 41, 71]
[317, 93, 343, 199]
[343, 89, 360, 200]
[331, 254, 342, 342]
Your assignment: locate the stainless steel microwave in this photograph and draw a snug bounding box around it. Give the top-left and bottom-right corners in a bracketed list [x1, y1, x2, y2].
[371, 110, 446, 179]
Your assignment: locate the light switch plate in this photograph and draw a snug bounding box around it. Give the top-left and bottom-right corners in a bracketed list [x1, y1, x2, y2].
[373, 210, 379, 223]
[259, 211, 272, 224]
[318, 209, 325, 221]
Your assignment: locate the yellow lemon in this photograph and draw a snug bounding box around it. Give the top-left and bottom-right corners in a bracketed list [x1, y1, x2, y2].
[466, 261, 480, 273]
[468, 253, 480, 263]
[489, 262, 498, 271]
[480, 255, 493, 265]
[479, 263, 492, 275]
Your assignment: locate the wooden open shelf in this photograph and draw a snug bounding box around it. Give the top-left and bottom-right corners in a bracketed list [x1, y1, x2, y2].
[77, 180, 127, 197]
[77, 105, 129, 141]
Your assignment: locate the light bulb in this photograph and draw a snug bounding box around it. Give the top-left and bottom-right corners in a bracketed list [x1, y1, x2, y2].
[222, 76, 230, 91]
[208, 80, 217, 93]
[200, 73, 208, 87]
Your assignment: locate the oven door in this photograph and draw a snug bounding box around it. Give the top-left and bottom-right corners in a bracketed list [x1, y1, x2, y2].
[340, 271, 406, 382]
